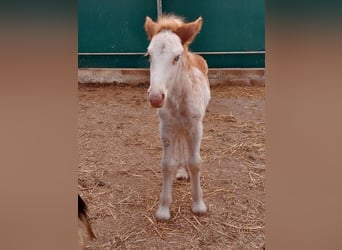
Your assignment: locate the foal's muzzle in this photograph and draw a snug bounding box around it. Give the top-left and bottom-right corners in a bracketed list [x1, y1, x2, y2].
[148, 92, 165, 108]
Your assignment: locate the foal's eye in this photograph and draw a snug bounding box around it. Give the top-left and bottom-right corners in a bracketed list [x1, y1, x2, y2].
[173, 55, 180, 64]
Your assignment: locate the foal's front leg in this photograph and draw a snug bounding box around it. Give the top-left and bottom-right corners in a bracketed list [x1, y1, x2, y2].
[156, 130, 177, 220]
[186, 123, 207, 215]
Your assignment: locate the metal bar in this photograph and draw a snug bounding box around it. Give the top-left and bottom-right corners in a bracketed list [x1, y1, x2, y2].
[157, 0, 162, 18]
[197, 51, 265, 55]
[78, 51, 265, 56]
[78, 52, 146, 56]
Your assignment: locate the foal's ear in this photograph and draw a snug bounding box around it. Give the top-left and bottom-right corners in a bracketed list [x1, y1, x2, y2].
[176, 17, 203, 46]
[144, 16, 157, 40]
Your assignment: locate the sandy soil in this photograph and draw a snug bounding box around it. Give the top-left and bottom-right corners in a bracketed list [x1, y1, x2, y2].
[78, 84, 265, 249]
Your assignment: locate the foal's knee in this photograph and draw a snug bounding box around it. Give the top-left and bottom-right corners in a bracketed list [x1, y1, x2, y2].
[188, 155, 201, 173]
[161, 158, 177, 174]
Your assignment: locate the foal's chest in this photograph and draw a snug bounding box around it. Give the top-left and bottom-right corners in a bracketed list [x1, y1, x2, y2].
[158, 102, 195, 131]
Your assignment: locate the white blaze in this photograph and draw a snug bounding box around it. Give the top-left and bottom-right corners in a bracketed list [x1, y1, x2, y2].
[147, 30, 184, 107]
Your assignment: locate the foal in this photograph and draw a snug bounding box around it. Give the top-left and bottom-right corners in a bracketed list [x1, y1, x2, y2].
[145, 15, 211, 220]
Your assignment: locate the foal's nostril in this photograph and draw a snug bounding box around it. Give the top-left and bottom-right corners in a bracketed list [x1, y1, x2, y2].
[161, 93, 165, 100]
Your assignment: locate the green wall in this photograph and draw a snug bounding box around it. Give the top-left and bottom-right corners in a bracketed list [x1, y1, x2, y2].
[78, 0, 264, 68]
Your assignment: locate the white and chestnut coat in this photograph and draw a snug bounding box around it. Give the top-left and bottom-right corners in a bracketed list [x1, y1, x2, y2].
[145, 15, 211, 220]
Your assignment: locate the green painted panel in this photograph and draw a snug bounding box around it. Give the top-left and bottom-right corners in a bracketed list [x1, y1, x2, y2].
[162, 0, 265, 52]
[78, 0, 265, 68]
[203, 54, 264, 68]
[79, 55, 149, 68]
[78, 0, 156, 53]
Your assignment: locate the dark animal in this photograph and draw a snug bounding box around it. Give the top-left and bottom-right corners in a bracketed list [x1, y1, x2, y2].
[78, 194, 96, 249]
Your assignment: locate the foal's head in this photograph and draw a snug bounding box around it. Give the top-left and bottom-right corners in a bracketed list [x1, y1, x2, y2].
[144, 15, 203, 108]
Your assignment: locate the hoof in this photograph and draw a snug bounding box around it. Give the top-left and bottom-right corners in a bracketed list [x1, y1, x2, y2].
[192, 200, 207, 216]
[176, 168, 189, 181]
[156, 206, 171, 221]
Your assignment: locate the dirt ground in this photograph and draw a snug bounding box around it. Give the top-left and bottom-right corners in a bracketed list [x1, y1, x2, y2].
[78, 83, 265, 249]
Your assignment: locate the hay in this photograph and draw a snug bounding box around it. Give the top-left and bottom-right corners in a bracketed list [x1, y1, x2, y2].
[78, 84, 265, 249]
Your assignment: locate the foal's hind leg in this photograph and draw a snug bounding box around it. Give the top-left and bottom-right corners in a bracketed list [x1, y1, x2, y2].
[176, 138, 189, 181]
[186, 123, 207, 215]
[156, 130, 177, 220]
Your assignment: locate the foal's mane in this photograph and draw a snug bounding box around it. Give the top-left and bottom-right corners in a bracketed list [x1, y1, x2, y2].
[154, 15, 185, 34]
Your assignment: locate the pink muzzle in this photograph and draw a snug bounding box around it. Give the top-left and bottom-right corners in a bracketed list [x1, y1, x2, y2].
[148, 93, 165, 108]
